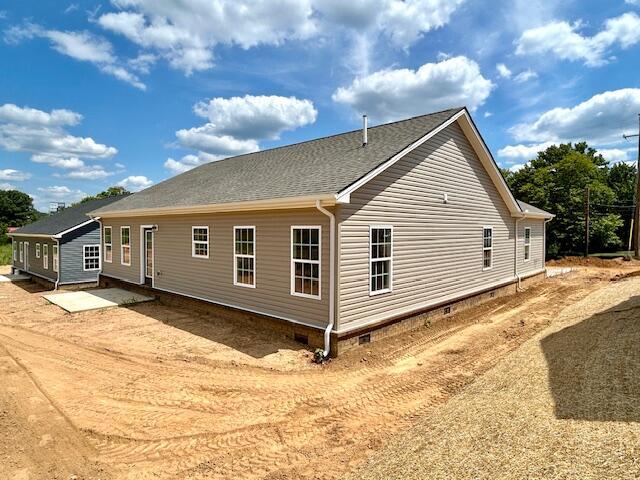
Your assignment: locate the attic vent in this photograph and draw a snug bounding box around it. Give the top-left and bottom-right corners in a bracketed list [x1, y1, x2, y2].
[359, 333, 371, 345]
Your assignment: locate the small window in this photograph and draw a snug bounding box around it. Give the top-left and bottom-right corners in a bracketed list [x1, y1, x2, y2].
[104, 226, 112, 263]
[524, 227, 531, 262]
[370, 226, 393, 295]
[291, 226, 321, 298]
[13, 242, 17, 261]
[192, 226, 209, 258]
[483, 227, 493, 270]
[121, 226, 131, 266]
[35, 243, 41, 259]
[43, 244, 49, 270]
[234, 226, 255, 287]
[19, 242, 23, 262]
[84, 244, 100, 271]
[52, 244, 59, 273]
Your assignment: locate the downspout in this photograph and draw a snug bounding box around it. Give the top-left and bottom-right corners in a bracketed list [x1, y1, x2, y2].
[543, 218, 552, 275]
[514, 217, 523, 290]
[54, 238, 60, 290]
[315, 200, 335, 358]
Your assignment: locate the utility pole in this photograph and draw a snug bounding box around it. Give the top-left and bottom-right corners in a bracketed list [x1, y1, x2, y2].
[623, 113, 640, 258]
[584, 186, 590, 257]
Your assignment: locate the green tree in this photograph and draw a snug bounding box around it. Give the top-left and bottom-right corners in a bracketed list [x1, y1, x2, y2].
[78, 186, 130, 204]
[505, 142, 630, 258]
[0, 189, 41, 245]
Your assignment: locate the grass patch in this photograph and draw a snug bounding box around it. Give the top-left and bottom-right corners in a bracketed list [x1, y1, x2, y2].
[0, 243, 12, 265]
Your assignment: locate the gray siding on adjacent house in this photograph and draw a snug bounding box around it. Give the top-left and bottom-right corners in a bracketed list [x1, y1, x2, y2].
[59, 221, 101, 284]
[337, 122, 545, 332]
[101, 208, 332, 329]
[13, 236, 57, 282]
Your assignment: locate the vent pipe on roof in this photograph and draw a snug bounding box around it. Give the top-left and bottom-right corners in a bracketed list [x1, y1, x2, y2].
[362, 114, 368, 147]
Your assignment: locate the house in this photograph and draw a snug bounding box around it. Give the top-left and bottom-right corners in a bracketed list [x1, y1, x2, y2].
[90, 107, 553, 356]
[9, 195, 128, 287]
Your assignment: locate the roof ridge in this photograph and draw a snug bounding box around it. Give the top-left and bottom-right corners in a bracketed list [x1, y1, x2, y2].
[186, 107, 466, 173]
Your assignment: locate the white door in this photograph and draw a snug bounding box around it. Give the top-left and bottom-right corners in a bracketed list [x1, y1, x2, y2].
[144, 230, 153, 283]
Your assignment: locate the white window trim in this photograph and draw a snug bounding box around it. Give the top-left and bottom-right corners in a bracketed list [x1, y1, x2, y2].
[524, 227, 531, 262]
[35, 243, 41, 259]
[52, 244, 59, 273]
[369, 225, 394, 296]
[121, 226, 131, 266]
[19, 242, 23, 262]
[43, 244, 49, 270]
[233, 226, 256, 288]
[290, 225, 322, 300]
[104, 226, 112, 263]
[13, 242, 17, 261]
[191, 226, 209, 259]
[482, 226, 493, 271]
[83, 244, 101, 271]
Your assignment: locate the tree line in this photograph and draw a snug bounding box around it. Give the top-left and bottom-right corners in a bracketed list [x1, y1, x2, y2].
[503, 142, 636, 258]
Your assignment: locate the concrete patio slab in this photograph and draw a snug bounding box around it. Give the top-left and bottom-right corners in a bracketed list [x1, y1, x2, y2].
[44, 288, 154, 313]
[0, 273, 31, 283]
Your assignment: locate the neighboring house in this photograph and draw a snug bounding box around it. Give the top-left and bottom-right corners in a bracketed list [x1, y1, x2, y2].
[91, 107, 553, 356]
[9, 196, 128, 286]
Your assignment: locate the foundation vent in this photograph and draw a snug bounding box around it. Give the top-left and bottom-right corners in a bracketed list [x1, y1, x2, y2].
[443, 306, 452, 315]
[490, 291, 496, 298]
[294, 333, 308, 345]
[359, 333, 371, 345]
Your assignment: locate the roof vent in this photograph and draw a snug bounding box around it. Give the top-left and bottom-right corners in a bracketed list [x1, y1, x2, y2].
[362, 114, 368, 147]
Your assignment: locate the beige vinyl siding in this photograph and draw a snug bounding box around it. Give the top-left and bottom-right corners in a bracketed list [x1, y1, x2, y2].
[338, 122, 524, 332]
[101, 208, 331, 329]
[517, 219, 545, 276]
[14, 236, 57, 282]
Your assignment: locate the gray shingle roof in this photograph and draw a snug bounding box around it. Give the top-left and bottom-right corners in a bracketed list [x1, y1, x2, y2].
[93, 108, 464, 214]
[12, 195, 128, 236]
[517, 200, 554, 218]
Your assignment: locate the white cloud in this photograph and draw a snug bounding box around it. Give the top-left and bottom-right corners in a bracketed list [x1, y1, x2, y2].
[509, 163, 526, 172]
[484, 112, 493, 118]
[117, 175, 153, 191]
[332, 56, 493, 122]
[497, 142, 555, 161]
[168, 95, 317, 173]
[515, 12, 640, 67]
[95, 0, 464, 75]
[5, 24, 145, 89]
[496, 63, 512, 78]
[0, 168, 31, 181]
[513, 69, 538, 83]
[0, 104, 119, 181]
[509, 88, 640, 145]
[37, 185, 86, 204]
[597, 148, 633, 163]
[0, 183, 16, 191]
[128, 53, 157, 74]
[193, 95, 317, 140]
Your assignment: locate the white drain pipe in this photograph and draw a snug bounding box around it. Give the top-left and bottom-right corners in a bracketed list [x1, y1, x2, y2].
[514, 217, 523, 290]
[315, 200, 335, 358]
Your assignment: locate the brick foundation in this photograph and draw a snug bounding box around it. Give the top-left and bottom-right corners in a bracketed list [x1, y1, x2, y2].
[99, 271, 546, 357]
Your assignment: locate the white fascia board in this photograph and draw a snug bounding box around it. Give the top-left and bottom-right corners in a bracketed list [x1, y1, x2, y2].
[53, 218, 98, 238]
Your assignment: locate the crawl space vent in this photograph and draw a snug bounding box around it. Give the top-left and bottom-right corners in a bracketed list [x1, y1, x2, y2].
[294, 333, 308, 345]
[359, 333, 371, 345]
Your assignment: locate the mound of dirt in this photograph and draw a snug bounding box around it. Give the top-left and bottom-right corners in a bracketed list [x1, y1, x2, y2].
[548, 256, 630, 268]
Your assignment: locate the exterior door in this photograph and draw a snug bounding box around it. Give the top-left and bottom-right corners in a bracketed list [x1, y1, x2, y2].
[144, 229, 153, 286]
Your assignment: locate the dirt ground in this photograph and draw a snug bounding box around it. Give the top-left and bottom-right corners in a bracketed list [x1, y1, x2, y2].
[0, 261, 638, 480]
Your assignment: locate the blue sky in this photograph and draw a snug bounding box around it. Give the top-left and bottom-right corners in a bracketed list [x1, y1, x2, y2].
[1, 0, 640, 210]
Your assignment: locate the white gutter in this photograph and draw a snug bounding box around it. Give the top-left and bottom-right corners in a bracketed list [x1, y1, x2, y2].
[315, 200, 335, 358]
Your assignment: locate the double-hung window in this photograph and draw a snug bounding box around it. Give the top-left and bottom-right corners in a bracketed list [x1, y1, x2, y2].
[19, 242, 23, 262]
[104, 226, 112, 263]
[291, 226, 320, 298]
[234, 226, 255, 287]
[43, 244, 49, 270]
[370, 226, 393, 295]
[52, 244, 59, 273]
[121, 226, 131, 266]
[84, 244, 100, 271]
[35, 243, 41, 259]
[483, 226, 493, 270]
[192, 226, 209, 258]
[524, 227, 531, 261]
